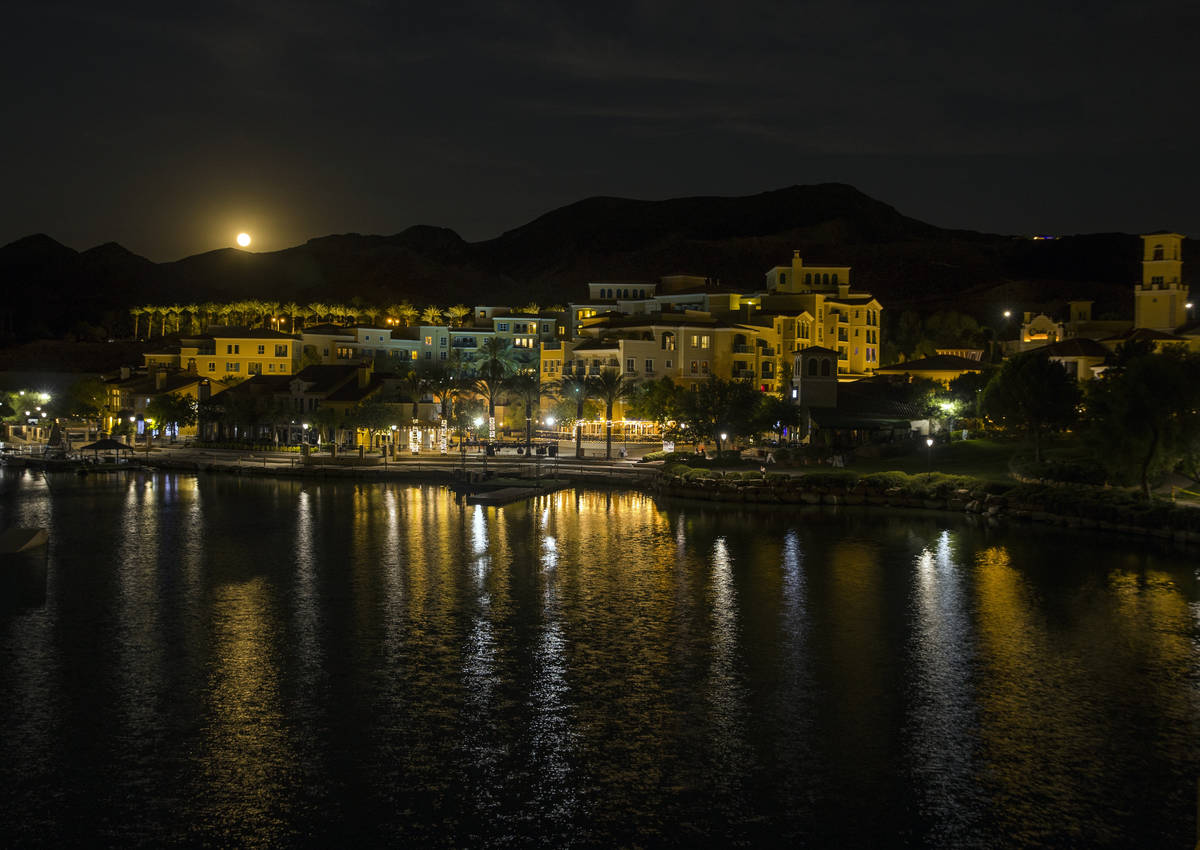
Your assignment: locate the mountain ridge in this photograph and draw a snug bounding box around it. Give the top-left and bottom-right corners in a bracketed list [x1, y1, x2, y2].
[1, 184, 1192, 340]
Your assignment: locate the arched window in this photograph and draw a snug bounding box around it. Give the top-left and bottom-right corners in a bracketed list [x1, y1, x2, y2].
[805, 273, 812, 284]
[661, 331, 676, 351]
[1153, 244, 1164, 261]
[808, 357, 818, 376]
[831, 273, 838, 284]
[780, 273, 787, 286]
[820, 358, 831, 377]
[823, 273, 830, 285]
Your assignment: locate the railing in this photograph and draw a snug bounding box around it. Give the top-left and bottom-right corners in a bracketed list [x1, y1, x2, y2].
[733, 344, 752, 354]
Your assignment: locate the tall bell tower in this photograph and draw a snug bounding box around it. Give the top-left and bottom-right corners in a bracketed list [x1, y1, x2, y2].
[1134, 233, 1186, 332]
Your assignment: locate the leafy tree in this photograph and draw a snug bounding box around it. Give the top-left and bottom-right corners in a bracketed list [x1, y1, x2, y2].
[1109, 337, 1157, 368]
[347, 399, 406, 448]
[756, 394, 801, 442]
[981, 352, 1079, 461]
[947, 370, 993, 418]
[1084, 348, 1200, 496]
[692, 377, 762, 453]
[54, 377, 107, 419]
[146, 393, 198, 440]
[627, 376, 684, 441]
[310, 406, 341, 444]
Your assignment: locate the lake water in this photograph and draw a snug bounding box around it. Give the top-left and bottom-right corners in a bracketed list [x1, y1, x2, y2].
[0, 468, 1197, 847]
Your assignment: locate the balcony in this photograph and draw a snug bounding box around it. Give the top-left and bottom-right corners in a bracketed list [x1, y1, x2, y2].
[759, 346, 776, 357]
[732, 368, 755, 379]
[733, 344, 752, 354]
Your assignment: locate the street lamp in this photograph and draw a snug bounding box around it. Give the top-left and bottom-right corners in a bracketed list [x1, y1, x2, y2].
[926, 436, 934, 470]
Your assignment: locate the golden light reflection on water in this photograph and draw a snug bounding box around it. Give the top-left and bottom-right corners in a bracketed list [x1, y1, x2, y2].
[973, 544, 1102, 842]
[197, 576, 291, 843]
[827, 539, 884, 721]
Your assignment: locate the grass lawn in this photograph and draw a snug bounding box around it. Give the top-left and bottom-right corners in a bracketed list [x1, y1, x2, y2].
[848, 438, 1018, 482]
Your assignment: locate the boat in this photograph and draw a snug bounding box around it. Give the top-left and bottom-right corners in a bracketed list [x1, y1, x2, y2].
[0, 527, 49, 554]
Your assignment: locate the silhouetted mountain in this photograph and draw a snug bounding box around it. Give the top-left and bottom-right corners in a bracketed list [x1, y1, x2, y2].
[1, 184, 1193, 340]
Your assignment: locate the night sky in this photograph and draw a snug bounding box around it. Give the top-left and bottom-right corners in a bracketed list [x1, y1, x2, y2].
[5, 1, 1198, 261]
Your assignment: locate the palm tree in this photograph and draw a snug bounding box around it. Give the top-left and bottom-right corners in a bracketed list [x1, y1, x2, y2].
[142, 305, 159, 338]
[420, 305, 444, 326]
[129, 306, 144, 340]
[472, 337, 518, 440]
[261, 301, 281, 329]
[283, 302, 302, 333]
[307, 302, 330, 325]
[163, 304, 180, 337]
[505, 371, 543, 452]
[183, 303, 200, 334]
[589, 367, 634, 459]
[200, 301, 221, 331]
[553, 374, 593, 458]
[396, 302, 418, 327]
[426, 352, 475, 450]
[363, 305, 381, 327]
[401, 370, 427, 422]
[217, 303, 232, 326]
[521, 302, 541, 315]
[445, 304, 470, 327]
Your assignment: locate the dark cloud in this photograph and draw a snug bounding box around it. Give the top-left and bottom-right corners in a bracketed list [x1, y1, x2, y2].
[3, 0, 1198, 260]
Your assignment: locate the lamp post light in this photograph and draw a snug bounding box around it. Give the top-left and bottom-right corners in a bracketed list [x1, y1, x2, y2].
[720, 431, 728, 457]
[474, 417, 487, 472]
[926, 436, 934, 470]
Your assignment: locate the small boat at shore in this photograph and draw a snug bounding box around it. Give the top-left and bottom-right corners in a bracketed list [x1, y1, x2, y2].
[0, 528, 49, 554]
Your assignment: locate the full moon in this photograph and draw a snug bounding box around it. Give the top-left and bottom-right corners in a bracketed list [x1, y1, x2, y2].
[236, 232, 251, 247]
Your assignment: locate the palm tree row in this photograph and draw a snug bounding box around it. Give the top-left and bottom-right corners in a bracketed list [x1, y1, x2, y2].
[125, 298, 553, 339]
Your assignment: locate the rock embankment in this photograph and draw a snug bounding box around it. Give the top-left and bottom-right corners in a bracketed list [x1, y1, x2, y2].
[652, 469, 1200, 546]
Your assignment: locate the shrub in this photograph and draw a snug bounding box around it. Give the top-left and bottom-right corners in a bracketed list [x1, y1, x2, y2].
[1012, 454, 1107, 486]
[798, 471, 860, 489]
[860, 471, 911, 490]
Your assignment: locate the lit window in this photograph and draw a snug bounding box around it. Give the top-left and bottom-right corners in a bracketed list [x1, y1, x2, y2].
[257, 345, 265, 354]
